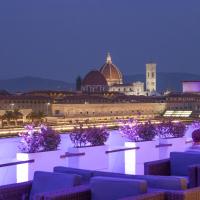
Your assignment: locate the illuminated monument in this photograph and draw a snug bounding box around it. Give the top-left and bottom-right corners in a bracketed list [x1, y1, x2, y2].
[100, 53, 123, 86]
[81, 53, 157, 96]
[146, 63, 156, 93]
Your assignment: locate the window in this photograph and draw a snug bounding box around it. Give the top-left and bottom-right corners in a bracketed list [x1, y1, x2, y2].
[55, 110, 60, 115]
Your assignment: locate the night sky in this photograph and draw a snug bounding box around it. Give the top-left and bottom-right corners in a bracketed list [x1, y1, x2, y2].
[0, 0, 200, 82]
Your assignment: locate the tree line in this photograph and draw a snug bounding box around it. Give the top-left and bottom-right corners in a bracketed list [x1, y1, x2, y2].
[0, 110, 45, 127]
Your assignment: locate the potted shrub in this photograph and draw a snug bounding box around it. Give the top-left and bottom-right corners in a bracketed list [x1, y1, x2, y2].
[119, 119, 158, 174]
[192, 128, 200, 144]
[185, 120, 200, 147]
[16, 124, 64, 182]
[156, 120, 187, 158]
[68, 124, 109, 170]
[186, 128, 200, 152]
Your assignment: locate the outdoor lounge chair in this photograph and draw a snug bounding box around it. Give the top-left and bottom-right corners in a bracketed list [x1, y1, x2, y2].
[0, 176, 165, 200]
[144, 151, 200, 188]
[0, 171, 82, 200]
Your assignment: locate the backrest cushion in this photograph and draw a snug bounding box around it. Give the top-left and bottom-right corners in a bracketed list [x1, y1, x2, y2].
[30, 171, 81, 200]
[93, 170, 131, 179]
[170, 152, 200, 176]
[54, 166, 93, 183]
[133, 175, 188, 190]
[93, 170, 187, 190]
[91, 176, 147, 200]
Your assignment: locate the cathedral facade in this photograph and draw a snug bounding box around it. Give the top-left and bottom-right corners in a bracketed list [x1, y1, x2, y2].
[81, 53, 157, 96]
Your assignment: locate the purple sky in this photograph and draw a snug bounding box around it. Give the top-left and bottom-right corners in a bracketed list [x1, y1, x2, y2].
[0, 0, 200, 82]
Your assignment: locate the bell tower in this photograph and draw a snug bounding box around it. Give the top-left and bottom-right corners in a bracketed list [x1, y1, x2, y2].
[146, 62, 156, 92]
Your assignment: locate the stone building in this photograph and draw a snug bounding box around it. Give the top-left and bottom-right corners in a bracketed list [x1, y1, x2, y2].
[146, 63, 156, 93]
[164, 92, 200, 118]
[51, 102, 166, 124]
[0, 94, 51, 114]
[48, 94, 166, 124]
[109, 81, 145, 96]
[81, 53, 157, 96]
[81, 70, 108, 93]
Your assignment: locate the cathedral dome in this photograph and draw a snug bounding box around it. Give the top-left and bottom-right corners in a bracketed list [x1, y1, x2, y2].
[100, 53, 123, 86]
[82, 70, 108, 86]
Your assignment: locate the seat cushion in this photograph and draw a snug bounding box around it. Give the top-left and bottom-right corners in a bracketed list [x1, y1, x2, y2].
[30, 171, 81, 200]
[54, 166, 93, 183]
[93, 170, 187, 190]
[91, 176, 147, 200]
[170, 152, 200, 176]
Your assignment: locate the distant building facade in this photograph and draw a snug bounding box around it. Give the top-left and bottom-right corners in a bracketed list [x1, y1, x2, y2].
[182, 81, 200, 93]
[0, 93, 51, 114]
[81, 70, 108, 93]
[81, 53, 157, 96]
[109, 81, 145, 95]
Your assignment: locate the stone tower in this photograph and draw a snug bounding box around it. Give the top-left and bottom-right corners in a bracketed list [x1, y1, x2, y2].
[146, 63, 156, 92]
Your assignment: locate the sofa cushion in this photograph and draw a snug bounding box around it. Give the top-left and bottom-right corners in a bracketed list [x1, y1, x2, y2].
[93, 170, 128, 178]
[170, 152, 200, 176]
[91, 176, 147, 200]
[30, 171, 81, 200]
[54, 166, 93, 183]
[134, 175, 187, 190]
[93, 170, 187, 190]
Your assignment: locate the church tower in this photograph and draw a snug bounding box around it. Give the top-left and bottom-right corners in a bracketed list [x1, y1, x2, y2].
[146, 63, 156, 92]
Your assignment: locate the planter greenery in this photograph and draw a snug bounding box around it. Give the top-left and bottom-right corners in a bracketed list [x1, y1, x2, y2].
[170, 121, 186, 138]
[69, 124, 109, 148]
[18, 124, 61, 153]
[119, 119, 156, 142]
[40, 125, 61, 151]
[192, 129, 200, 143]
[157, 120, 187, 139]
[136, 121, 157, 141]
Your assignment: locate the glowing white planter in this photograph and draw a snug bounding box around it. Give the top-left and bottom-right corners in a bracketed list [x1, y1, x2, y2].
[185, 138, 193, 150]
[68, 145, 108, 171]
[158, 137, 186, 159]
[124, 141, 158, 175]
[16, 150, 67, 182]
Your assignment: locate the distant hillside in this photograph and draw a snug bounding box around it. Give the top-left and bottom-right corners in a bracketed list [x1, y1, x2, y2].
[0, 73, 200, 93]
[124, 72, 200, 92]
[0, 76, 74, 92]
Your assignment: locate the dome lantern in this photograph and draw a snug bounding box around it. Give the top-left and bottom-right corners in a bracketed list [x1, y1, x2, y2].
[106, 52, 112, 64]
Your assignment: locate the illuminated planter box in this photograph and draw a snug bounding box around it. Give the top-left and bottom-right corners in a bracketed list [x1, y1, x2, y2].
[124, 141, 158, 175]
[68, 145, 108, 171]
[158, 137, 186, 159]
[185, 138, 193, 149]
[16, 150, 67, 182]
